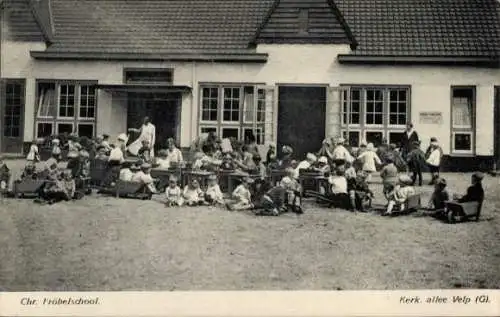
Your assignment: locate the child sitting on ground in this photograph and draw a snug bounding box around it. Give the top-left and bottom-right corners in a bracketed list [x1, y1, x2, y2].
[227, 177, 254, 211]
[453, 172, 485, 204]
[204, 174, 224, 206]
[427, 178, 450, 212]
[253, 179, 286, 216]
[384, 175, 416, 216]
[279, 168, 303, 214]
[357, 143, 381, 183]
[326, 166, 349, 209]
[407, 141, 426, 186]
[155, 149, 171, 169]
[119, 163, 136, 182]
[380, 155, 399, 199]
[37, 169, 75, 204]
[26, 140, 40, 163]
[165, 175, 183, 207]
[0, 157, 11, 191]
[131, 163, 158, 194]
[348, 170, 374, 212]
[183, 178, 205, 206]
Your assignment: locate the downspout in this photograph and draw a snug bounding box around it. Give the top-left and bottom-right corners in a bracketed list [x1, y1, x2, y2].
[190, 60, 196, 148]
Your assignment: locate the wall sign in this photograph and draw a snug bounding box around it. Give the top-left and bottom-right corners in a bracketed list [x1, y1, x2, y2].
[419, 111, 443, 124]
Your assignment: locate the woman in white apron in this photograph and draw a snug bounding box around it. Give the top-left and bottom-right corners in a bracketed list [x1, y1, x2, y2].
[127, 116, 156, 157]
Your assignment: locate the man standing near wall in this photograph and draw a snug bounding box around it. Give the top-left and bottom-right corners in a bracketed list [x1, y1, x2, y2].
[401, 123, 420, 160]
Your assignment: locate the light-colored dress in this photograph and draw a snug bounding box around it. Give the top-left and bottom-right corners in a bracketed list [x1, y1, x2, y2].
[119, 168, 134, 181]
[128, 123, 156, 157]
[357, 150, 382, 172]
[156, 158, 170, 169]
[294, 160, 311, 179]
[166, 148, 183, 165]
[206, 184, 224, 204]
[183, 186, 204, 204]
[426, 148, 441, 167]
[165, 186, 183, 206]
[26, 144, 40, 161]
[328, 176, 348, 194]
[332, 145, 354, 163]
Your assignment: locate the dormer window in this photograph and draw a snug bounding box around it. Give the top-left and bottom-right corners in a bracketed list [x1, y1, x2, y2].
[298, 9, 309, 34]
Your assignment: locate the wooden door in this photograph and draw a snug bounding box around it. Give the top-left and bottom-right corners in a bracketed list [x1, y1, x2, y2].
[1, 80, 25, 154]
[277, 86, 326, 159]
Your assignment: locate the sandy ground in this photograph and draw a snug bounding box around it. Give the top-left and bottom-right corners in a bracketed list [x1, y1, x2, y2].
[0, 159, 499, 290]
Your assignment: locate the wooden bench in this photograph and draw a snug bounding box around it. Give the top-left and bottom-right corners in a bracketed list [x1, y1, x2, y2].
[270, 169, 288, 186]
[12, 179, 47, 198]
[114, 180, 152, 200]
[299, 170, 325, 197]
[445, 201, 483, 223]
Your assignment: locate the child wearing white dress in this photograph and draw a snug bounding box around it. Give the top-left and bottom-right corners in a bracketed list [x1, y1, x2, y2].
[155, 149, 171, 169]
[294, 153, 317, 179]
[384, 175, 416, 215]
[204, 174, 224, 205]
[183, 178, 205, 206]
[357, 143, 382, 182]
[119, 164, 137, 182]
[26, 140, 40, 163]
[51, 139, 62, 160]
[280, 168, 303, 214]
[131, 163, 158, 193]
[426, 138, 442, 185]
[165, 175, 183, 207]
[227, 177, 254, 211]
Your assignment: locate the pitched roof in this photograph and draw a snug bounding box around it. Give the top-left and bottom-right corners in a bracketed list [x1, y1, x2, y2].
[2, 0, 45, 42]
[251, 0, 357, 48]
[336, 0, 500, 59]
[23, 0, 500, 61]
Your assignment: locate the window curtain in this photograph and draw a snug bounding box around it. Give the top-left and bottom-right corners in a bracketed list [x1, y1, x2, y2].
[452, 97, 472, 127]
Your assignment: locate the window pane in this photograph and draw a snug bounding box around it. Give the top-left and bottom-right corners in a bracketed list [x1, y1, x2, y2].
[201, 127, 217, 135]
[343, 131, 360, 147]
[78, 124, 94, 138]
[388, 132, 405, 148]
[201, 87, 219, 122]
[223, 88, 240, 122]
[454, 133, 472, 151]
[352, 102, 360, 113]
[4, 82, 24, 137]
[58, 123, 73, 135]
[37, 123, 53, 138]
[222, 128, 239, 140]
[37, 83, 57, 117]
[365, 131, 384, 147]
[351, 113, 360, 124]
[389, 114, 398, 125]
[452, 88, 474, 128]
[390, 102, 398, 113]
[374, 114, 383, 124]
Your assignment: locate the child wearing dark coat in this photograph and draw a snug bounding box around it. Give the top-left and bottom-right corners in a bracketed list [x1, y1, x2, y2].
[453, 172, 485, 204]
[406, 141, 426, 186]
[427, 178, 450, 212]
[348, 170, 374, 212]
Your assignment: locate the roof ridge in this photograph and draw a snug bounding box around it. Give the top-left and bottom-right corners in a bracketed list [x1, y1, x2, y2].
[326, 0, 357, 50]
[28, 0, 54, 43]
[248, 0, 280, 47]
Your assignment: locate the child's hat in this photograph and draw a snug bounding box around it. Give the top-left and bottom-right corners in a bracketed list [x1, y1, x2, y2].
[169, 175, 178, 182]
[318, 156, 328, 164]
[244, 177, 255, 184]
[208, 174, 217, 181]
[366, 143, 375, 151]
[323, 138, 332, 145]
[141, 163, 152, 170]
[282, 145, 293, 154]
[130, 164, 140, 171]
[79, 150, 90, 158]
[306, 153, 317, 162]
[336, 137, 345, 144]
[398, 175, 413, 185]
[472, 172, 484, 181]
[52, 138, 60, 144]
[117, 133, 128, 142]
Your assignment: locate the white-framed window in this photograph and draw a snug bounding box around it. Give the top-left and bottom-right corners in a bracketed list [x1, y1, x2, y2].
[222, 87, 241, 123]
[58, 84, 76, 119]
[341, 86, 410, 147]
[35, 80, 97, 139]
[451, 86, 475, 154]
[199, 84, 267, 144]
[79, 85, 96, 119]
[201, 87, 218, 122]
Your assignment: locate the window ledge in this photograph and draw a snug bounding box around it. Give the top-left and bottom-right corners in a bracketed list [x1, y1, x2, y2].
[447, 153, 475, 157]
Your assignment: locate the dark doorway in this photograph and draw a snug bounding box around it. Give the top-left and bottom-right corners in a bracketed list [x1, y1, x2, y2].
[495, 87, 500, 168]
[127, 92, 181, 150]
[277, 86, 326, 159]
[1, 80, 25, 153]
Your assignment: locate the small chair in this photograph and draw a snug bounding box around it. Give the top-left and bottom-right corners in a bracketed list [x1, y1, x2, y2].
[445, 200, 483, 223]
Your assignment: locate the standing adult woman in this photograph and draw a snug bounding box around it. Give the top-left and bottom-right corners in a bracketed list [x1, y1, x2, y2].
[128, 116, 156, 158]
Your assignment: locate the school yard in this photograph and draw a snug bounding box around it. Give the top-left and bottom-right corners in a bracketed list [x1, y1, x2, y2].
[0, 159, 499, 291]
